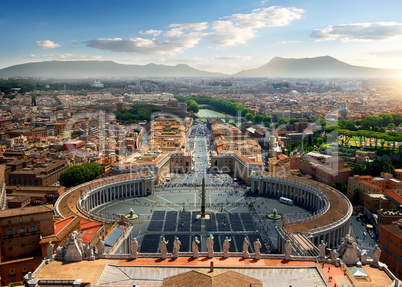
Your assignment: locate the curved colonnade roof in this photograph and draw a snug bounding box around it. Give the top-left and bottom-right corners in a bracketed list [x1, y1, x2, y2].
[284, 180, 350, 234]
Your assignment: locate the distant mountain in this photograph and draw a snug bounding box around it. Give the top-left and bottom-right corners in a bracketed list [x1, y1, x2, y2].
[0, 61, 225, 78]
[234, 56, 400, 78]
[0, 57, 400, 79]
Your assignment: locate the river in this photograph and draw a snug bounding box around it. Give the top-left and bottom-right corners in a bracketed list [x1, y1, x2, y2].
[197, 109, 241, 126]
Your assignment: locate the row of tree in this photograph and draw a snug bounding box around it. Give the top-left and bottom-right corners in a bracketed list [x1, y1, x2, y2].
[59, 162, 103, 188]
[185, 99, 199, 113]
[114, 104, 162, 123]
[176, 95, 272, 127]
[334, 128, 402, 151]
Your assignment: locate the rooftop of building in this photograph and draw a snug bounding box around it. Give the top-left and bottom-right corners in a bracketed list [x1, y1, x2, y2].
[0, 204, 54, 219]
[380, 222, 402, 238]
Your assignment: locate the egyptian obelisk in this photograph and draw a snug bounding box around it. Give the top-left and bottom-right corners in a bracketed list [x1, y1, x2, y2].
[201, 177, 206, 217]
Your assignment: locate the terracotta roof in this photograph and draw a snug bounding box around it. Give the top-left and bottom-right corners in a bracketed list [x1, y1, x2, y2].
[162, 270, 262, 287]
[284, 181, 349, 234]
[380, 223, 402, 238]
[384, 191, 402, 205]
[80, 219, 103, 243]
[0, 204, 54, 218]
[40, 216, 80, 244]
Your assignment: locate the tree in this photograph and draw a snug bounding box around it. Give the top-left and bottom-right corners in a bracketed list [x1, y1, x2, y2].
[352, 188, 361, 205]
[379, 113, 393, 127]
[59, 163, 103, 188]
[278, 118, 287, 125]
[254, 114, 264, 124]
[185, 99, 199, 113]
[388, 123, 396, 130]
[289, 118, 300, 125]
[392, 113, 402, 126]
[367, 156, 394, 177]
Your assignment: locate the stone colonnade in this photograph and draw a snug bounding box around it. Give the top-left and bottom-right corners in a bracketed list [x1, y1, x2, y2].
[250, 175, 328, 212]
[250, 174, 352, 249]
[83, 178, 154, 211]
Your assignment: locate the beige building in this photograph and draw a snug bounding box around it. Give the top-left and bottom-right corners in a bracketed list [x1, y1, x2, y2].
[210, 123, 264, 184]
[0, 205, 55, 285]
[113, 116, 193, 183]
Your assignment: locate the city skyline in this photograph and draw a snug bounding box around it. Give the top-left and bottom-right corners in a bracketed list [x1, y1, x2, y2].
[1, 0, 402, 74]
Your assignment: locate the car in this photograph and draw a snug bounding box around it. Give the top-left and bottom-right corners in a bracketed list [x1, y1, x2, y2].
[370, 233, 375, 239]
[356, 217, 360, 222]
[363, 232, 367, 237]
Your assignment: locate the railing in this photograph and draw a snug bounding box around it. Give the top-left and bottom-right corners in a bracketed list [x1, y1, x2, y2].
[55, 173, 155, 218]
[251, 173, 331, 226]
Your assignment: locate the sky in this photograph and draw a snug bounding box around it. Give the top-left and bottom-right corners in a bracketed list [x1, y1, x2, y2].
[1, 0, 402, 74]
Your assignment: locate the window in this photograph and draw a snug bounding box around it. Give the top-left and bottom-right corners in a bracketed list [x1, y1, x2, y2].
[389, 250, 392, 257]
[391, 239, 393, 244]
[7, 228, 13, 236]
[8, 247, 12, 251]
[19, 226, 25, 234]
[30, 225, 36, 232]
[10, 269, 15, 274]
[7, 220, 11, 225]
[30, 217, 34, 222]
[394, 253, 397, 260]
[396, 242, 399, 247]
[22, 266, 27, 272]
[384, 247, 388, 253]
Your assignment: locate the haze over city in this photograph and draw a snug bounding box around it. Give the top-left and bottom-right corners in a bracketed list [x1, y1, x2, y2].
[1, 0, 402, 73]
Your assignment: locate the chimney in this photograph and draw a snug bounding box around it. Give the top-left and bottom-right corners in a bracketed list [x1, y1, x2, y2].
[210, 260, 214, 272]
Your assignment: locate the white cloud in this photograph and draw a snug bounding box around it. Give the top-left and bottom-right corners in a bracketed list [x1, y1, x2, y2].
[86, 6, 303, 55]
[27, 53, 102, 60]
[208, 6, 304, 46]
[139, 29, 163, 36]
[70, 40, 78, 45]
[311, 22, 402, 42]
[35, 40, 62, 49]
[86, 35, 202, 55]
[170, 22, 209, 31]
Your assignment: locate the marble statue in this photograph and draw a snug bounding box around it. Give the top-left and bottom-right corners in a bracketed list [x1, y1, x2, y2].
[192, 237, 200, 258]
[206, 235, 214, 258]
[338, 234, 361, 265]
[96, 237, 104, 256]
[254, 239, 262, 260]
[330, 249, 339, 262]
[83, 242, 94, 260]
[242, 237, 250, 258]
[361, 250, 368, 264]
[372, 244, 381, 264]
[172, 237, 181, 258]
[285, 240, 292, 260]
[77, 231, 84, 253]
[160, 237, 168, 259]
[64, 231, 83, 262]
[222, 237, 231, 258]
[46, 241, 54, 261]
[55, 246, 63, 261]
[131, 238, 138, 258]
[318, 240, 327, 258]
